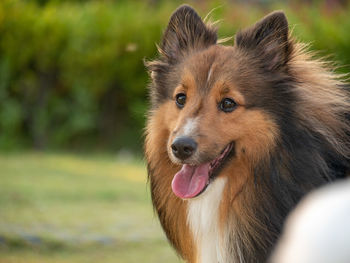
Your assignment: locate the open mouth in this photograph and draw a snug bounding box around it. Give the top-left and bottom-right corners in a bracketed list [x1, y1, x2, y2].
[171, 142, 234, 199]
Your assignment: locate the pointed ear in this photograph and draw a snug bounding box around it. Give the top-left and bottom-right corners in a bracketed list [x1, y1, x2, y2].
[235, 11, 290, 70]
[160, 5, 217, 63]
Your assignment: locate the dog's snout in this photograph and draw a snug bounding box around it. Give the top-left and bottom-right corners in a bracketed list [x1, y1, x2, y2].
[171, 137, 197, 160]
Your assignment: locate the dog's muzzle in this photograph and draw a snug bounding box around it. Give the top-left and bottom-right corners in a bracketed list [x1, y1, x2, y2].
[171, 136, 197, 161]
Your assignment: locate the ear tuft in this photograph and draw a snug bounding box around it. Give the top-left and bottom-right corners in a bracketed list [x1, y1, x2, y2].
[235, 11, 290, 70]
[160, 5, 217, 63]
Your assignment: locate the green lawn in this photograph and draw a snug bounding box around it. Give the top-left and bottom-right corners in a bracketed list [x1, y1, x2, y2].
[0, 152, 181, 263]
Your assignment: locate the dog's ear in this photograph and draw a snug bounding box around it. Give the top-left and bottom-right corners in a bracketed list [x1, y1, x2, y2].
[235, 11, 290, 70]
[160, 5, 217, 63]
[145, 5, 217, 106]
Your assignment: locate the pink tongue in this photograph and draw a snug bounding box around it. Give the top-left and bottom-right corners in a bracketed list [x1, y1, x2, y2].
[171, 163, 210, 199]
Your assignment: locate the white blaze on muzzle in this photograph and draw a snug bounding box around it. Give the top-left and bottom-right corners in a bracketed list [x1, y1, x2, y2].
[180, 117, 199, 137]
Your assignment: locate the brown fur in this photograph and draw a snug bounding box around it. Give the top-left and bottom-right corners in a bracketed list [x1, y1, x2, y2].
[145, 5, 350, 263]
[145, 103, 196, 261]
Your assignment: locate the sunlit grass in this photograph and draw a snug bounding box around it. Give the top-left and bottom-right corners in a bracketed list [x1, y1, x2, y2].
[0, 152, 181, 263]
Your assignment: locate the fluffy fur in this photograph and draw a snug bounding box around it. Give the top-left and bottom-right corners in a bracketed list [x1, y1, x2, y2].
[145, 5, 350, 263]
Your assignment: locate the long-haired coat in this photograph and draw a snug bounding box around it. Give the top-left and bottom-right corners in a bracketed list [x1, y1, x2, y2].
[145, 5, 350, 263]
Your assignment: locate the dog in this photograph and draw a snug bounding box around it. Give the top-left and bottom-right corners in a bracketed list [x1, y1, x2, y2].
[144, 5, 349, 263]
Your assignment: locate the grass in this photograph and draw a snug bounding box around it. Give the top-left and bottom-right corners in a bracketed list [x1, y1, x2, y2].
[0, 152, 181, 263]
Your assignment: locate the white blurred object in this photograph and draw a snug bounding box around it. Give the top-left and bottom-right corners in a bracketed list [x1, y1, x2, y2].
[271, 179, 350, 263]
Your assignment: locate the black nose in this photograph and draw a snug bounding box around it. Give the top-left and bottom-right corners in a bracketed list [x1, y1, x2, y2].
[171, 137, 197, 160]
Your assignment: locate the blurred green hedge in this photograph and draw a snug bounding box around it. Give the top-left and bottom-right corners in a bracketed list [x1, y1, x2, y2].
[0, 0, 169, 151]
[0, 0, 349, 152]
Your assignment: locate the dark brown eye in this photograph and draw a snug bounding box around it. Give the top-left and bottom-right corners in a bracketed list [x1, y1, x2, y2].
[175, 93, 186, 108]
[219, 98, 237, 112]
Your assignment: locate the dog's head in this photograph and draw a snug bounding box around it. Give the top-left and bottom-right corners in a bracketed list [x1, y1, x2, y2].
[146, 5, 293, 199]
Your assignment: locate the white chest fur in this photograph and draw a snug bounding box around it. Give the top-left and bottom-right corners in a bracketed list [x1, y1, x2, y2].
[187, 177, 227, 263]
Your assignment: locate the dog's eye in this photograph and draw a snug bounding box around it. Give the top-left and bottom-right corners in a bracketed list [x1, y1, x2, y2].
[175, 93, 186, 108]
[219, 98, 237, 112]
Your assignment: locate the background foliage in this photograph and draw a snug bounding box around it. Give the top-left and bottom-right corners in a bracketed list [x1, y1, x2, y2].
[0, 0, 349, 152]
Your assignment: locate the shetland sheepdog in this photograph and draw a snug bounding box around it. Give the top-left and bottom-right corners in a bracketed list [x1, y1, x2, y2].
[145, 5, 350, 263]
